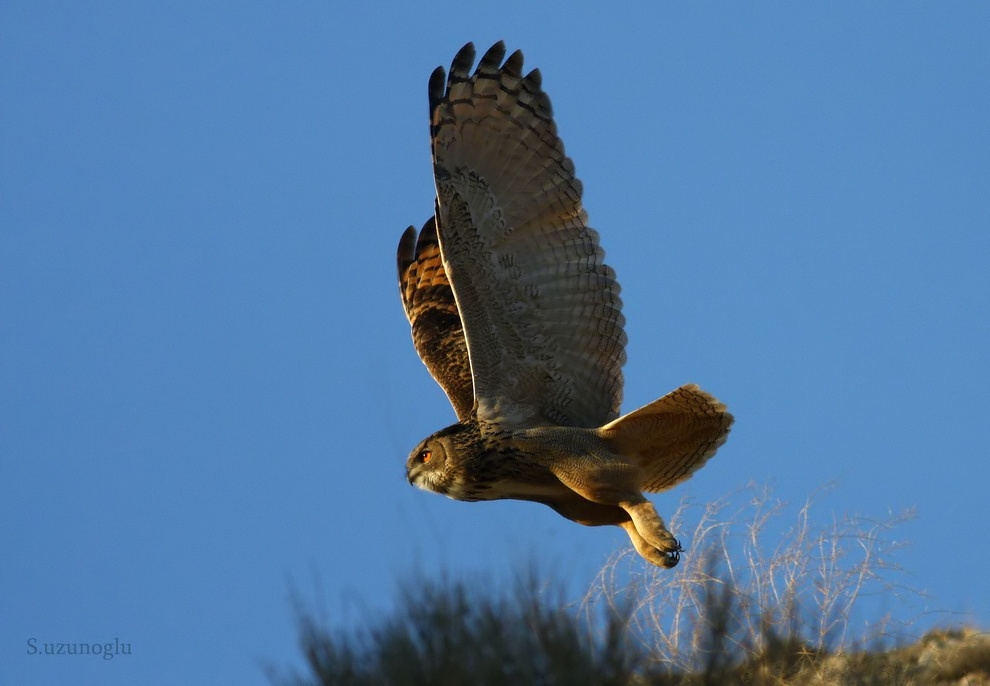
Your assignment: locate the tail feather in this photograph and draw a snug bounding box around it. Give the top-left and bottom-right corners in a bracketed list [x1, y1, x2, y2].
[597, 384, 733, 493]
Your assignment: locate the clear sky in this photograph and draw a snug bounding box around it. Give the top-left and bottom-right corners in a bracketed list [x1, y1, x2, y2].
[3, 2, 988, 684]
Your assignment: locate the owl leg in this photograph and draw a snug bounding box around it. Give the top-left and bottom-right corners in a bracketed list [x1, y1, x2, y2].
[546, 459, 683, 568]
[618, 497, 682, 568]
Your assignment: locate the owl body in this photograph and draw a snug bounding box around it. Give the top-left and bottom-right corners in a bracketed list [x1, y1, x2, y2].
[398, 42, 733, 567]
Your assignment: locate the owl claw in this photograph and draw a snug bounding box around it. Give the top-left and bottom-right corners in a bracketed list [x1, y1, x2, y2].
[661, 539, 684, 568]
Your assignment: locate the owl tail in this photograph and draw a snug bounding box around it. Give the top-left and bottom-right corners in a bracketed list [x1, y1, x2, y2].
[597, 384, 733, 494]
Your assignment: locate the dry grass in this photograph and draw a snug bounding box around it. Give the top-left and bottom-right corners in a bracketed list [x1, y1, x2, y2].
[274, 484, 990, 686]
[584, 483, 918, 680]
[273, 571, 639, 686]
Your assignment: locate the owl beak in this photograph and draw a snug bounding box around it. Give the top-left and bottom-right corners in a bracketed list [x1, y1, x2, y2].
[406, 460, 440, 494]
[406, 461, 424, 488]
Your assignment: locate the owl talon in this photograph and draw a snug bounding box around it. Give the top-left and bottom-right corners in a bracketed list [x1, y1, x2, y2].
[661, 539, 684, 568]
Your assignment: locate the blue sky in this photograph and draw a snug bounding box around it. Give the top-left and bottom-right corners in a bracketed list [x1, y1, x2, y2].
[2, 2, 988, 684]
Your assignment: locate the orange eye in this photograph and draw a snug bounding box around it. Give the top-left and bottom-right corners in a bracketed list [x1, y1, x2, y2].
[418, 450, 432, 463]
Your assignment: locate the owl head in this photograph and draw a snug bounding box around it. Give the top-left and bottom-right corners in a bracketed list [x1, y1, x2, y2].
[406, 422, 485, 500]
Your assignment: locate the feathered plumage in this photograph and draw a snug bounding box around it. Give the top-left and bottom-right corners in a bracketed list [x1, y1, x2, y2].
[397, 42, 733, 568]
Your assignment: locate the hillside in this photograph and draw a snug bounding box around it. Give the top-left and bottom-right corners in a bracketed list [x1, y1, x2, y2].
[272, 489, 989, 685]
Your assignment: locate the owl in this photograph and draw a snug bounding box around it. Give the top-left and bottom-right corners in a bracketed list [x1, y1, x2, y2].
[397, 42, 732, 568]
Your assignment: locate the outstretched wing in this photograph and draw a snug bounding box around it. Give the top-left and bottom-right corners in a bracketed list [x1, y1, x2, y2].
[430, 42, 627, 429]
[397, 216, 474, 422]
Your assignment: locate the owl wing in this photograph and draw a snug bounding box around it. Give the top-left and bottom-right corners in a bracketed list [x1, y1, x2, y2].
[428, 42, 627, 429]
[397, 216, 475, 422]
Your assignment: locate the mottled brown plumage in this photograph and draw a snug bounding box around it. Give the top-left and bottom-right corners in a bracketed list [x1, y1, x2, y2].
[398, 217, 474, 421]
[398, 42, 733, 568]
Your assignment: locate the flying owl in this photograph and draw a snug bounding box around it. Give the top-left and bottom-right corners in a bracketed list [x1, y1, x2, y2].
[397, 42, 733, 568]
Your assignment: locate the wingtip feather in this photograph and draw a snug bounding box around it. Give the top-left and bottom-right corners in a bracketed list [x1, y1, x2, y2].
[449, 42, 477, 83]
[398, 225, 418, 280]
[477, 41, 507, 75]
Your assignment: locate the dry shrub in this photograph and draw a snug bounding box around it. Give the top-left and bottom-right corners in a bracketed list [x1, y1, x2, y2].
[584, 482, 918, 681]
[275, 483, 981, 686]
[275, 570, 641, 686]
